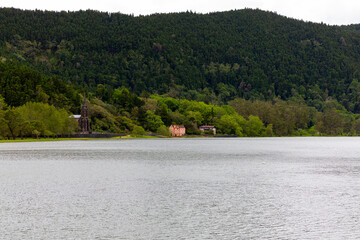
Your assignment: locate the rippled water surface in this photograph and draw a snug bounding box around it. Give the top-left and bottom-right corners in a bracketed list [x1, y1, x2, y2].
[1, 137, 360, 239]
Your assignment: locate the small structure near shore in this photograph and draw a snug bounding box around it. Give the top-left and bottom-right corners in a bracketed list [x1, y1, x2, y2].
[79, 96, 90, 133]
[169, 125, 186, 137]
[70, 95, 90, 134]
[199, 125, 216, 135]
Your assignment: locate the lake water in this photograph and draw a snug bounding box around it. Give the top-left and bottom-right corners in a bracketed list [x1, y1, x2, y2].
[0, 137, 360, 239]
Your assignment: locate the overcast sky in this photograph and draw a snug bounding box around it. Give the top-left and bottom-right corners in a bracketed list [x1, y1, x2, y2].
[2, 0, 360, 25]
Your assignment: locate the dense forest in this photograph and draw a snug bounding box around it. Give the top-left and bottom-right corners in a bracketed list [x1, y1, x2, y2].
[1, 60, 360, 139]
[1, 8, 360, 138]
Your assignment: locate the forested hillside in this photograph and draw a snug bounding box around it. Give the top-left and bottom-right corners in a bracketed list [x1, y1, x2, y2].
[2, 8, 360, 138]
[2, 8, 360, 112]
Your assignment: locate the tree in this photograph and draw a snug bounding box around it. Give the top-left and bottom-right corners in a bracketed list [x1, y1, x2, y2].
[156, 125, 171, 136]
[0, 108, 25, 139]
[115, 116, 135, 132]
[113, 87, 144, 111]
[186, 111, 203, 126]
[89, 104, 117, 132]
[155, 102, 172, 126]
[169, 110, 186, 125]
[17, 102, 78, 135]
[0, 95, 7, 111]
[216, 114, 245, 135]
[315, 109, 345, 135]
[132, 125, 146, 135]
[144, 110, 164, 132]
[244, 115, 265, 137]
[96, 84, 109, 101]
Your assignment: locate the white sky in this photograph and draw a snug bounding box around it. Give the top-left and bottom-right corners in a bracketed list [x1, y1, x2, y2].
[1, 0, 360, 25]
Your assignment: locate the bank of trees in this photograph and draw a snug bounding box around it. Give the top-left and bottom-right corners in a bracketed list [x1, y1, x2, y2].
[85, 88, 360, 137]
[92, 92, 273, 137]
[0, 101, 77, 139]
[229, 98, 360, 136]
[2, 84, 360, 139]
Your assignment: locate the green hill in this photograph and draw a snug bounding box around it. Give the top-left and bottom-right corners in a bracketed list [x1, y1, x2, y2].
[1, 8, 360, 112]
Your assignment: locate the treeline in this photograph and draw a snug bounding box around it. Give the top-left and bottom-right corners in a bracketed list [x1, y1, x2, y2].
[1, 84, 360, 139]
[74, 90, 272, 137]
[229, 98, 360, 136]
[2, 8, 360, 112]
[84, 88, 360, 137]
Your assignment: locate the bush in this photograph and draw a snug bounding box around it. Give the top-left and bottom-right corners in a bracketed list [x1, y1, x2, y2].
[132, 125, 146, 135]
[156, 125, 171, 136]
[203, 130, 214, 135]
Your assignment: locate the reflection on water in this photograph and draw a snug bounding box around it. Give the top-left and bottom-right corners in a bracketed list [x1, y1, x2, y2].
[0, 137, 360, 239]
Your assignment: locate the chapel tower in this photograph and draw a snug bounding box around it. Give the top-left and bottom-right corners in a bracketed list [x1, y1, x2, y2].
[79, 95, 90, 133]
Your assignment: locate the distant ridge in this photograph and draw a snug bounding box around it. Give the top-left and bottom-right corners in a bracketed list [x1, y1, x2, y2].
[2, 7, 360, 112]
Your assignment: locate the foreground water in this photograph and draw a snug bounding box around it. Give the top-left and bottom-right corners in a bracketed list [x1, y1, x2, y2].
[0, 137, 359, 239]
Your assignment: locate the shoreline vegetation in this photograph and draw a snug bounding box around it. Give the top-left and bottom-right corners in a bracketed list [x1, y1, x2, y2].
[0, 135, 154, 143]
[0, 93, 359, 140]
[1, 92, 358, 141]
[0, 134, 356, 143]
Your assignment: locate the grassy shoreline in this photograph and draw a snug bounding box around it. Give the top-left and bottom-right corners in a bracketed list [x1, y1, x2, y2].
[0, 138, 97, 143]
[0, 135, 162, 143]
[0, 134, 352, 143]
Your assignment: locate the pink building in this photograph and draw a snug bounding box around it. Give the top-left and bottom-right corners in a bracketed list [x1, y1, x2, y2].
[169, 125, 186, 137]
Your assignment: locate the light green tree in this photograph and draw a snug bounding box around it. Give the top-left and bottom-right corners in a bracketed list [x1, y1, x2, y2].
[132, 125, 146, 135]
[17, 102, 77, 135]
[216, 114, 245, 136]
[0, 108, 25, 139]
[156, 125, 171, 136]
[144, 110, 164, 132]
[244, 115, 265, 137]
